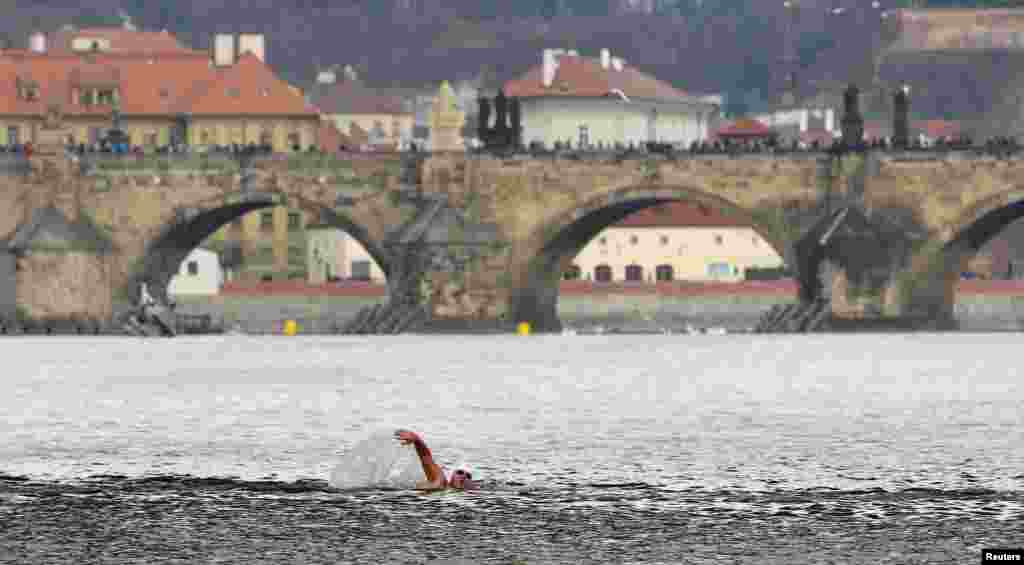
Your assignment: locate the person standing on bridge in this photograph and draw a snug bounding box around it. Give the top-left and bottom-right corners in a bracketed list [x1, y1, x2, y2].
[394, 429, 478, 491]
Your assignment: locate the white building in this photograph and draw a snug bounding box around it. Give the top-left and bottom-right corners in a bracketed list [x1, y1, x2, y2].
[168, 248, 224, 296]
[503, 48, 721, 149]
[568, 202, 784, 283]
[306, 226, 385, 283]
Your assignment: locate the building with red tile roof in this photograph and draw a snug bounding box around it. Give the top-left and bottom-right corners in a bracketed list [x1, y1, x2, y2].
[307, 65, 414, 150]
[501, 48, 720, 150]
[0, 27, 319, 151]
[569, 201, 784, 283]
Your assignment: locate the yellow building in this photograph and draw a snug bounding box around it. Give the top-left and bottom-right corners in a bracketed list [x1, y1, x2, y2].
[0, 26, 324, 282]
[569, 202, 784, 283]
[503, 48, 721, 149]
[309, 65, 414, 150]
[0, 28, 319, 151]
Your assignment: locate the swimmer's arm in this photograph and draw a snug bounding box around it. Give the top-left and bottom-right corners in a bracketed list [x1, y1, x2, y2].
[395, 430, 445, 488]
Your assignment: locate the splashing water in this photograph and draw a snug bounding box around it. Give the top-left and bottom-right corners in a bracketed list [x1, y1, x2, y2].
[329, 430, 424, 489]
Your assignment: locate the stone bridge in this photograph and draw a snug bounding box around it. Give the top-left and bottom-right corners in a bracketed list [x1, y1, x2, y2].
[3, 146, 1024, 332]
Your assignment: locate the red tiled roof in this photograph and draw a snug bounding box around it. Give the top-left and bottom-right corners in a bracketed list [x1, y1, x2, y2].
[863, 120, 891, 140]
[185, 53, 317, 116]
[799, 128, 836, 145]
[913, 119, 960, 139]
[614, 201, 748, 228]
[0, 50, 316, 118]
[311, 80, 411, 115]
[503, 54, 689, 103]
[713, 118, 773, 138]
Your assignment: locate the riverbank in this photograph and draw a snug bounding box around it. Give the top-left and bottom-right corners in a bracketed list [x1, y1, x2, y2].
[161, 279, 1024, 334]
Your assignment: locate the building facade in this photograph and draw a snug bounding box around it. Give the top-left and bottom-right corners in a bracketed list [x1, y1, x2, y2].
[568, 202, 785, 283]
[306, 226, 385, 284]
[167, 248, 224, 296]
[0, 27, 319, 151]
[503, 48, 721, 149]
[308, 65, 414, 150]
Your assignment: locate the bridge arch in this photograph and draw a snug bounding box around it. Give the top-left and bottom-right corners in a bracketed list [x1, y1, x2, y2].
[127, 190, 391, 304]
[509, 184, 789, 332]
[898, 189, 1024, 323]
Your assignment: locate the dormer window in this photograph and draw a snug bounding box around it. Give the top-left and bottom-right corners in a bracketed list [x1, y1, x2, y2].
[78, 87, 120, 107]
[16, 78, 40, 102]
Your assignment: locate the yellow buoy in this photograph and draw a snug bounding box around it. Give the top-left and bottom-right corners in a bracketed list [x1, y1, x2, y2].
[517, 321, 531, 336]
[283, 319, 298, 336]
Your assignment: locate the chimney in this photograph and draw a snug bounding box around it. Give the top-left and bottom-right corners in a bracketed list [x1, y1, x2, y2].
[601, 48, 611, 70]
[238, 33, 265, 62]
[542, 49, 559, 88]
[567, 49, 578, 57]
[317, 68, 337, 85]
[29, 31, 46, 53]
[213, 33, 235, 66]
[342, 64, 358, 81]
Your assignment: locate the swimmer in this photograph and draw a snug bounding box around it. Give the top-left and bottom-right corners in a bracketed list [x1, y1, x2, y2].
[394, 429, 478, 491]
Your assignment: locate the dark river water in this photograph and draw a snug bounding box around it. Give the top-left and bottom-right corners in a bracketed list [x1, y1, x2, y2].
[1, 334, 1022, 564]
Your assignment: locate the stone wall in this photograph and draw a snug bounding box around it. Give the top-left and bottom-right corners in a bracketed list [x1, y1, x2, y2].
[16, 251, 113, 321]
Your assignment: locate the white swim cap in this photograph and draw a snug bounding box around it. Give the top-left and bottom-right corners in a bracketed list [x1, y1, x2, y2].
[446, 462, 475, 482]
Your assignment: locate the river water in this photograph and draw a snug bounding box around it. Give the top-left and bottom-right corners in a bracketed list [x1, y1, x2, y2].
[1, 334, 1022, 564]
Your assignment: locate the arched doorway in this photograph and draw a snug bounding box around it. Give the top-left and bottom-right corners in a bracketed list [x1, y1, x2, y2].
[655, 264, 674, 281]
[563, 264, 582, 280]
[625, 264, 643, 282]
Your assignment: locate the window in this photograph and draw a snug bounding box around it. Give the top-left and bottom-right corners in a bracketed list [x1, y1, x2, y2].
[260, 129, 273, 146]
[287, 212, 302, 231]
[563, 264, 582, 281]
[714, 234, 724, 245]
[707, 262, 732, 278]
[595, 264, 612, 283]
[159, 87, 169, 99]
[7, 126, 19, 145]
[187, 261, 199, 276]
[660, 235, 669, 245]
[629, 235, 639, 245]
[88, 127, 102, 144]
[351, 260, 372, 281]
[96, 89, 118, 105]
[144, 132, 158, 147]
[625, 264, 644, 282]
[656, 264, 674, 282]
[260, 211, 274, 229]
[578, 125, 589, 148]
[200, 130, 212, 144]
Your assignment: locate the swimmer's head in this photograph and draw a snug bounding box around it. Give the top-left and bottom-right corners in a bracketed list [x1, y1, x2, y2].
[448, 467, 477, 490]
